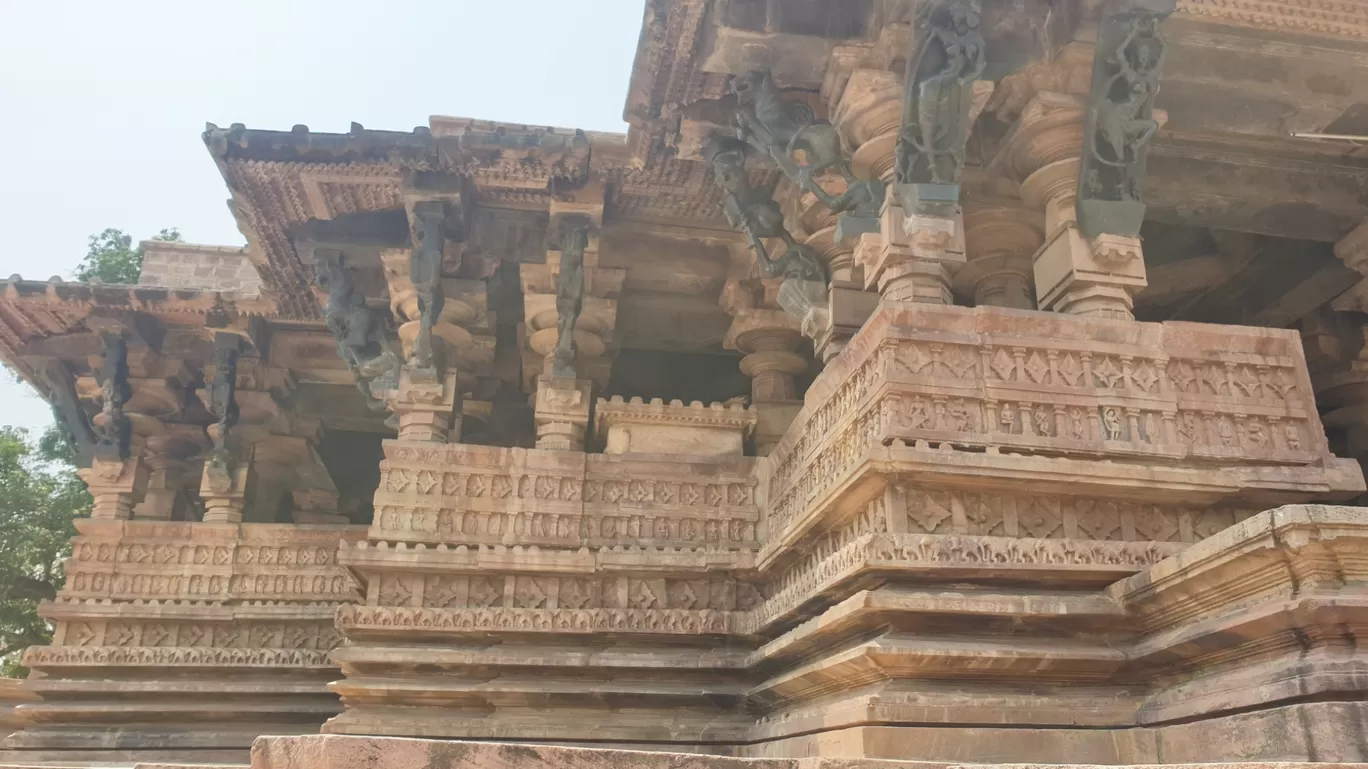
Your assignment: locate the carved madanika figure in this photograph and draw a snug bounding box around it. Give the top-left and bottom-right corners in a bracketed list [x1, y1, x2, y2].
[897, 0, 986, 188]
[1078, 0, 1174, 238]
[551, 218, 589, 379]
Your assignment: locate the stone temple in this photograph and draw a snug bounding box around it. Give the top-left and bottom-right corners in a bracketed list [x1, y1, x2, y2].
[4, 1, 1368, 768]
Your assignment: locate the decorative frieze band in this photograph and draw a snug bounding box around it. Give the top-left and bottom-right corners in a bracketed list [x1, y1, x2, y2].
[374, 443, 759, 548]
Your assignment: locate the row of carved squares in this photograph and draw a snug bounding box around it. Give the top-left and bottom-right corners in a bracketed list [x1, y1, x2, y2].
[382, 468, 757, 509]
[73, 540, 340, 567]
[891, 343, 1302, 402]
[373, 574, 754, 612]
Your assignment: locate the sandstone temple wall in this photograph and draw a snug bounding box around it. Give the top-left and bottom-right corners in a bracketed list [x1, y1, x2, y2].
[138, 240, 262, 293]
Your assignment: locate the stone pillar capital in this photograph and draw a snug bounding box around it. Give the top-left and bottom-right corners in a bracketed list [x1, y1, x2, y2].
[378, 366, 462, 443]
[856, 198, 965, 305]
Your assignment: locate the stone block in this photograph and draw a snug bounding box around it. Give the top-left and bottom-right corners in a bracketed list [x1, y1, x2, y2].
[595, 397, 756, 458]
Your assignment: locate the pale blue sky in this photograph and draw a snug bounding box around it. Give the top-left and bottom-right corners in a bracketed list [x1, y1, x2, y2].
[0, 0, 644, 436]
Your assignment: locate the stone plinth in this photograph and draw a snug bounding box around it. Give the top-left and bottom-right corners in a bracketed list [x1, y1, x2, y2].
[6, 520, 366, 762]
[594, 397, 756, 457]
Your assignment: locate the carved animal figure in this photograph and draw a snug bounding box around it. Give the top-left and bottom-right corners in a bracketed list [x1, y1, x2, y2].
[731, 70, 854, 194]
[706, 138, 825, 285]
[318, 257, 399, 410]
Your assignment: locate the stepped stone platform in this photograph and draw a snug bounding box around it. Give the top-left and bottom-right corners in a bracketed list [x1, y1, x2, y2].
[250, 737, 1368, 769]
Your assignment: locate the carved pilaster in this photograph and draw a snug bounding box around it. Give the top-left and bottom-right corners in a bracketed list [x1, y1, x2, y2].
[79, 451, 148, 521]
[534, 376, 593, 452]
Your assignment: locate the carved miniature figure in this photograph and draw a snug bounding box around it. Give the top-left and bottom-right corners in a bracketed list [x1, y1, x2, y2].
[729, 70, 884, 222]
[896, 0, 987, 188]
[1102, 407, 1123, 440]
[552, 218, 589, 379]
[93, 333, 132, 460]
[948, 401, 973, 432]
[317, 252, 400, 410]
[1034, 408, 1052, 437]
[409, 202, 447, 372]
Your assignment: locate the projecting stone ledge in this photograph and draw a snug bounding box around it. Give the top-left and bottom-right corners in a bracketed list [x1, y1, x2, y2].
[250, 736, 1368, 769]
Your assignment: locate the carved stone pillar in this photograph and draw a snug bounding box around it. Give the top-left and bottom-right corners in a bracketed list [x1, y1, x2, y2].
[533, 376, 593, 451]
[199, 446, 253, 524]
[80, 446, 149, 521]
[377, 366, 461, 443]
[856, 196, 965, 304]
[960, 206, 1044, 309]
[520, 187, 624, 393]
[725, 310, 807, 455]
[132, 455, 190, 520]
[1005, 94, 1150, 320]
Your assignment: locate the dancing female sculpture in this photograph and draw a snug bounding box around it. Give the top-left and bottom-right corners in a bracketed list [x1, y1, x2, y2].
[896, 0, 987, 190]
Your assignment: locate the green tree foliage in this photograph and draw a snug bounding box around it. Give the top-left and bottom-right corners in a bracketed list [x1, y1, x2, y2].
[73, 227, 182, 285]
[0, 426, 89, 676]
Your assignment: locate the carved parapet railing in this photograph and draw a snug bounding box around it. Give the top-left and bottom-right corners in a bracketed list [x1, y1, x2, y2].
[370, 443, 760, 550]
[9, 520, 366, 759]
[760, 303, 1363, 563]
[59, 519, 363, 603]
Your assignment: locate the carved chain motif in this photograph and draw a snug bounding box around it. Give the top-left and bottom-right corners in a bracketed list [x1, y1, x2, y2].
[337, 605, 733, 636]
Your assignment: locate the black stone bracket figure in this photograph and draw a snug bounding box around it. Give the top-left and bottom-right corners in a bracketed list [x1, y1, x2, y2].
[705, 136, 829, 320]
[895, 0, 987, 215]
[729, 70, 885, 241]
[550, 216, 591, 380]
[1077, 0, 1174, 239]
[206, 332, 241, 476]
[39, 358, 98, 467]
[316, 250, 401, 412]
[409, 201, 447, 375]
[92, 332, 132, 462]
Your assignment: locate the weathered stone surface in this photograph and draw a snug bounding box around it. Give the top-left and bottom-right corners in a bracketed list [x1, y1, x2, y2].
[6, 1, 1368, 765]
